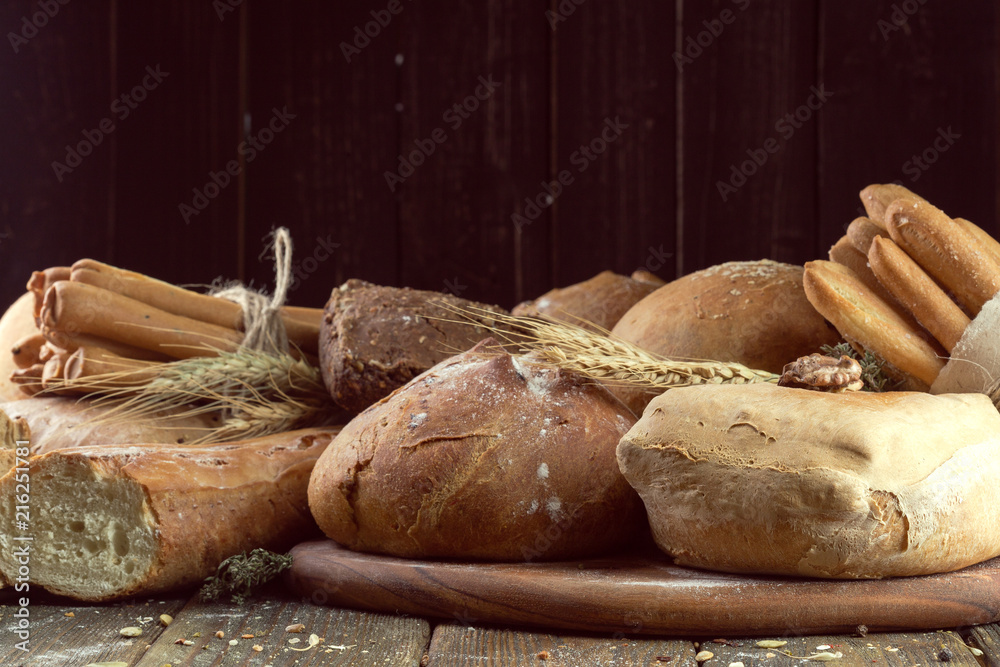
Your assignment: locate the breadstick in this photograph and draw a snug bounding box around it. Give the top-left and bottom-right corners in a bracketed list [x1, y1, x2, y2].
[26, 267, 70, 325]
[828, 237, 941, 351]
[40, 329, 170, 363]
[802, 260, 944, 388]
[9, 363, 44, 395]
[41, 281, 243, 360]
[886, 199, 1000, 315]
[859, 184, 926, 228]
[846, 217, 885, 254]
[954, 218, 1000, 271]
[71, 261, 319, 354]
[868, 237, 971, 352]
[11, 333, 46, 369]
[62, 347, 160, 388]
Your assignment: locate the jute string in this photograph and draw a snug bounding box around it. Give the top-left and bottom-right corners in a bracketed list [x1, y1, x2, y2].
[210, 227, 292, 356]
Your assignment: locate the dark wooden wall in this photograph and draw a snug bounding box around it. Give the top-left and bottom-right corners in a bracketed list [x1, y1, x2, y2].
[2, 0, 997, 312]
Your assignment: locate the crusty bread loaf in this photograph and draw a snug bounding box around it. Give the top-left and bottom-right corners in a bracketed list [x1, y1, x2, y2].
[609, 260, 840, 415]
[1, 397, 220, 455]
[617, 383, 1000, 579]
[319, 279, 512, 413]
[512, 270, 659, 333]
[308, 339, 645, 561]
[0, 427, 338, 600]
[0, 293, 39, 402]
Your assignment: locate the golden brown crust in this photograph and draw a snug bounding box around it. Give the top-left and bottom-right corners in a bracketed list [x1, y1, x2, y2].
[511, 270, 659, 333]
[859, 183, 926, 228]
[617, 383, 1000, 578]
[886, 198, 1000, 316]
[609, 260, 840, 415]
[309, 341, 644, 561]
[954, 217, 1000, 271]
[802, 260, 943, 388]
[868, 237, 970, 352]
[846, 216, 885, 253]
[0, 294, 40, 402]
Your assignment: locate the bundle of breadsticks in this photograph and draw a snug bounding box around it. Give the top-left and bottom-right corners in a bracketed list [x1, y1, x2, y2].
[803, 183, 1000, 392]
[10, 258, 321, 396]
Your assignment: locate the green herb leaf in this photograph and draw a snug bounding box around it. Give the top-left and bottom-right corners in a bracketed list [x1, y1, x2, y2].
[198, 548, 293, 605]
[820, 342, 901, 392]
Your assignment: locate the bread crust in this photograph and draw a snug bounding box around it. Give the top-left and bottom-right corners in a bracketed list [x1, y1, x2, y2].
[0, 293, 39, 402]
[802, 260, 943, 388]
[617, 383, 1000, 578]
[309, 341, 644, 561]
[609, 260, 840, 415]
[319, 279, 511, 413]
[859, 183, 925, 227]
[512, 270, 659, 333]
[0, 427, 338, 600]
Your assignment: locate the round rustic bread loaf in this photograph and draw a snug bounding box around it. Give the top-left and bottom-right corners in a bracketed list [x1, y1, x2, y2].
[0, 293, 39, 402]
[308, 339, 645, 561]
[319, 279, 512, 413]
[617, 382, 1000, 579]
[512, 270, 660, 333]
[609, 260, 840, 415]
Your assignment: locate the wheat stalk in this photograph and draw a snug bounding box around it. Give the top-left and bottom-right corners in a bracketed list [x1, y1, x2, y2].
[434, 304, 780, 390]
[50, 347, 332, 445]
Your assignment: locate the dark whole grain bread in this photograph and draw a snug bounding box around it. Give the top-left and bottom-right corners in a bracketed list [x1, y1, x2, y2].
[319, 279, 512, 413]
[512, 270, 659, 333]
[308, 339, 646, 561]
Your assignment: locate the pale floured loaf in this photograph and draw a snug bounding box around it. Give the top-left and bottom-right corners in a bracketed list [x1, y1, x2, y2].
[617, 382, 1000, 578]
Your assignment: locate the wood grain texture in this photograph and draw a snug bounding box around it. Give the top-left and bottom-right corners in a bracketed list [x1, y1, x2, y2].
[818, 0, 999, 257]
[288, 540, 1000, 637]
[969, 624, 1000, 666]
[680, 0, 820, 273]
[0, 591, 187, 666]
[112, 1, 243, 294]
[397, 1, 551, 307]
[701, 631, 982, 666]
[0, 0, 115, 311]
[427, 623, 698, 666]
[135, 596, 431, 667]
[243, 3, 400, 310]
[552, 2, 677, 287]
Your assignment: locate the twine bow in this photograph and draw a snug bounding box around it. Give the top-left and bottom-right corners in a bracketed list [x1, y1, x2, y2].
[210, 227, 293, 356]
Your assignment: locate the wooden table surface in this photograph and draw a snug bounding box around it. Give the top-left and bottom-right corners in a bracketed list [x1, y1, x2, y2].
[0, 586, 995, 666]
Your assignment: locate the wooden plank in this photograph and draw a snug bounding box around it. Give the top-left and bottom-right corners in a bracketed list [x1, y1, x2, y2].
[968, 623, 1000, 666]
[680, 0, 820, 273]
[703, 630, 983, 666]
[288, 540, 1000, 637]
[0, 0, 114, 310]
[243, 3, 400, 309]
[0, 592, 187, 666]
[426, 623, 698, 667]
[818, 0, 999, 256]
[552, 2, 678, 287]
[111, 1, 242, 292]
[135, 597, 430, 667]
[397, 1, 550, 308]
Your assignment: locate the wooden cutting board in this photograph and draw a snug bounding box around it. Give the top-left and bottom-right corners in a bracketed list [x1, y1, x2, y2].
[287, 540, 1000, 636]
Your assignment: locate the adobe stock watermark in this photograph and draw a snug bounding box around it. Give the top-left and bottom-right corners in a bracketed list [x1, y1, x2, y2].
[636, 245, 672, 275]
[545, 0, 587, 30]
[673, 0, 750, 72]
[11, 437, 32, 652]
[511, 116, 629, 231]
[212, 0, 242, 21]
[179, 106, 296, 223]
[340, 0, 413, 63]
[878, 0, 929, 41]
[7, 0, 70, 54]
[384, 75, 501, 193]
[902, 126, 959, 182]
[716, 84, 833, 201]
[277, 234, 340, 293]
[51, 65, 169, 183]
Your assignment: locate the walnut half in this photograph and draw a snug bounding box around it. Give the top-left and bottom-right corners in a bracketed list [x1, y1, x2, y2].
[778, 354, 864, 393]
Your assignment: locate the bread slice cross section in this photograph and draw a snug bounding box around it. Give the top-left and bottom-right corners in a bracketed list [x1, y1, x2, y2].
[0, 427, 338, 600]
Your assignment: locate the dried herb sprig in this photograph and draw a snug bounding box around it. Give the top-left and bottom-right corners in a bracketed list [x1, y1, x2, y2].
[198, 548, 293, 605]
[821, 342, 901, 392]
